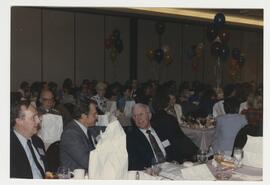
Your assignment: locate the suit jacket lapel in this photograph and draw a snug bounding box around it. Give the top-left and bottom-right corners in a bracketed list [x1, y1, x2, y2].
[71, 120, 93, 148]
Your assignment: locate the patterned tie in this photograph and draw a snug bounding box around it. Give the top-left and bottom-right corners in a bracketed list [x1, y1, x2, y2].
[146, 130, 166, 163]
[27, 140, 45, 178]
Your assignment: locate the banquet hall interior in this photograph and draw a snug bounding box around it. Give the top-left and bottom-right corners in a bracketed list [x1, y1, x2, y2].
[10, 7, 263, 181]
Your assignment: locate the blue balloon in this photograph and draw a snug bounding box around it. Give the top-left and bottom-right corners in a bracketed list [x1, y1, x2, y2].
[214, 13, 226, 27]
[155, 48, 164, 63]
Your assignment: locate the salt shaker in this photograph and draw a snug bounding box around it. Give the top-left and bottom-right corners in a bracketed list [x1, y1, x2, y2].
[135, 171, 140, 180]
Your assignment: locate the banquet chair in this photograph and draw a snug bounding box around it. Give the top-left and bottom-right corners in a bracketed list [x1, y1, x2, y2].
[46, 141, 60, 172]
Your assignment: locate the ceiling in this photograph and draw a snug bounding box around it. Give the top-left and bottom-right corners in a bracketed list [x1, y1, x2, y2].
[99, 8, 263, 29]
[44, 7, 263, 29]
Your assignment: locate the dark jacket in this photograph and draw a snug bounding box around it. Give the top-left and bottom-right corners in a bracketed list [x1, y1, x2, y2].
[126, 111, 198, 170]
[10, 130, 48, 179]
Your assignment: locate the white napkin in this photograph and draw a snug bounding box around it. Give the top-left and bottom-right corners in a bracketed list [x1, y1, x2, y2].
[124, 100, 135, 117]
[181, 164, 216, 180]
[242, 135, 263, 168]
[127, 171, 163, 180]
[158, 162, 184, 180]
[38, 113, 63, 147]
[89, 120, 128, 179]
[96, 114, 109, 126]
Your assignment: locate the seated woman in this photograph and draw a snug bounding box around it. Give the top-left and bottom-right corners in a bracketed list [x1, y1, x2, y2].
[212, 97, 248, 154]
[165, 92, 183, 125]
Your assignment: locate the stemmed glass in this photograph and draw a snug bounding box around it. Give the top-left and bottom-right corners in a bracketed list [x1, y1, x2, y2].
[197, 149, 208, 163]
[151, 158, 161, 176]
[57, 167, 71, 179]
[233, 147, 244, 168]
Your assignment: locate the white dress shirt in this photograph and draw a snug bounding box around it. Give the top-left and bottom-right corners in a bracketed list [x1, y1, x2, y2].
[13, 129, 45, 179]
[139, 127, 166, 161]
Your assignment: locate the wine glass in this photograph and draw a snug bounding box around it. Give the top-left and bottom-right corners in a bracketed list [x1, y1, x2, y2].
[57, 167, 71, 179]
[233, 147, 244, 168]
[197, 149, 208, 163]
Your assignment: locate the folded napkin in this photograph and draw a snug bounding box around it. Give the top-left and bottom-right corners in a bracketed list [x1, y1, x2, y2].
[38, 113, 63, 147]
[96, 114, 109, 126]
[181, 164, 216, 180]
[124, 100, 135, 117]
[127, 171, 163, 180]
[242, 135, 263, 168]
[89, 119, 128, 179]
[158, 162, 184, 180]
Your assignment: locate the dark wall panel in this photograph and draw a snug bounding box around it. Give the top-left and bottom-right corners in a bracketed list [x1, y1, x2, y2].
[11, 7, 42, 90]
[76, 13, 104, 85]
[43, 10, 74, 87]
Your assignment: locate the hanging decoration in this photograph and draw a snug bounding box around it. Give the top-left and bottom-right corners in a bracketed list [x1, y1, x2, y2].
[187, 42, 205, 71]
[206, 12, 230, 88]
[144, 22, 175, 80]
[104, 29, 124, 63]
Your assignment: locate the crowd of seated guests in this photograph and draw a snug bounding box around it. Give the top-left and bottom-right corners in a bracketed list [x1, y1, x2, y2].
[11, 78, 263, 178]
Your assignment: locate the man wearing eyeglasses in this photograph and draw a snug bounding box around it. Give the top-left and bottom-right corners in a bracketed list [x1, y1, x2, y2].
[126, 103, 170, 170]
[10, 100, 48, 178]
[38, 89, 61, 115]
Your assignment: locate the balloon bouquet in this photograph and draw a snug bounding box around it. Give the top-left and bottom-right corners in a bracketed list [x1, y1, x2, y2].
[207, 13, 246, 83]
[146, 22, 174, 80]
[206, 13, 231, 88]
[104, 29, 124, 64]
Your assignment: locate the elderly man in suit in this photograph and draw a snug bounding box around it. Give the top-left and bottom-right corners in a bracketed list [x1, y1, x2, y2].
[126, 103, 198, 170]
[10, 100, 47, 178]
[60, 100, 98, 171]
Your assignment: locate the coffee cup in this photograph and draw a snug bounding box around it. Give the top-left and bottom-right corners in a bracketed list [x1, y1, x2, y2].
[71, 169, 85, 179]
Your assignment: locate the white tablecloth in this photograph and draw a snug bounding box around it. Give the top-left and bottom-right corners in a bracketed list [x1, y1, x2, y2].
[180, 126, 215, 151]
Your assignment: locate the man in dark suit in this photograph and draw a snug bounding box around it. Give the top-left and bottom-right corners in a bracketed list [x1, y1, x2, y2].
[126, 103, 198, 170]
[10, 100, 48, 178]
[59, 100, 98, 171]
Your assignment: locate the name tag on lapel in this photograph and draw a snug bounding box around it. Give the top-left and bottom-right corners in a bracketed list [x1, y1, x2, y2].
[162, 139, 171, 148]
[37, 148, 45, 156]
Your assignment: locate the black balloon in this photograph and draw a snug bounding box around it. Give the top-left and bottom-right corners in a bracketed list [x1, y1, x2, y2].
[214, 13, 226, 27]
[115, 39, 123, 53]
[155, 22, 165, 35]
[113, 29, 121, 39]
[232, 48, 241, 60]
[207, 23, 218, 41]
[211, 41, 222, 57]
[155, 48, 164, 63]
[218, 28, 230, 43]
[220, 44, 230, 60]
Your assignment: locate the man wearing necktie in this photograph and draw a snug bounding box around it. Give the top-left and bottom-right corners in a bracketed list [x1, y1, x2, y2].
[10, 100, 48, 178]
[126, 103, 169, 170]
[60, 100, 98, 171]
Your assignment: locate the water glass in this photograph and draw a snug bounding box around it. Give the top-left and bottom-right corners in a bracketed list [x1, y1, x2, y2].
[233, 148, 243, 167]
[57, 167, 71, 179]
[197, 150, 208, 163]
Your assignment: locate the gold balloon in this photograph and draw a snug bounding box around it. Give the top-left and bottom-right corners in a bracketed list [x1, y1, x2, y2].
[164, 54, 173, 65]
[146, 49, 155, 61]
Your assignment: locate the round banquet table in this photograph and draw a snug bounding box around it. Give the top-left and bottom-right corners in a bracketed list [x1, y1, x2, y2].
[180, 125, 216, 151]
